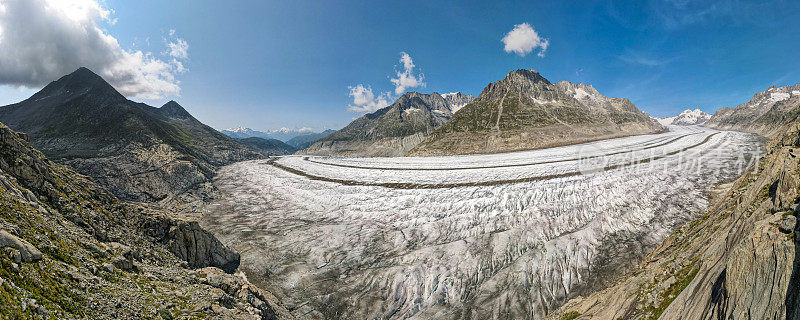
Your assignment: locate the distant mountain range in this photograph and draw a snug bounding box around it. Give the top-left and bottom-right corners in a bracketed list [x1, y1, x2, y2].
[219, 126, 324, 142]
[656, 108, 712, 126]
[300, 92, 475, 156]
[408, 69, 663, 156]
[0, 67, 271, 202]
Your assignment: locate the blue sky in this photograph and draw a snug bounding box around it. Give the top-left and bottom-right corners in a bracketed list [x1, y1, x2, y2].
[1, 0, 799, 131]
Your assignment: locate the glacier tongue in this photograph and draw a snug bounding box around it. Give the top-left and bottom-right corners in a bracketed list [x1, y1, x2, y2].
[202, 126, 763, 319]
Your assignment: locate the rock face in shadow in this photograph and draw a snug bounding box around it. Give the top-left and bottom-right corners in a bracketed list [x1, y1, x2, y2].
[0, 67, 262, 203]
[145, 218, 241, 273]
[549, 85, 800, 320]
[0, 121, 293, 318]
[408, 69, 664, 156]
[300, 92, 473, 156]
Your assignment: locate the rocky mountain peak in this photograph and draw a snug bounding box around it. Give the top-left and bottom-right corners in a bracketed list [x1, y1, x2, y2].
[390, 92, 450, 116]
[159, 100, 194, 120]
[505, 68, 551, 85]
[30, 66, 124, 102]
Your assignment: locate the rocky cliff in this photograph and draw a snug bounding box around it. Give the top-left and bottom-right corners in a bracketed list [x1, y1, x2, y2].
[549, 85, 800, 320]
[300, 92, 474, 157]
[0, 67, 263, 203]
[0, 121, 293, 319]
[408, 69, 664, 156]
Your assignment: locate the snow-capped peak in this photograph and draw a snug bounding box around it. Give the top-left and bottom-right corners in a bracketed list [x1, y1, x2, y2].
[439, 92, 475, 114]
[657, 108, 711, 126]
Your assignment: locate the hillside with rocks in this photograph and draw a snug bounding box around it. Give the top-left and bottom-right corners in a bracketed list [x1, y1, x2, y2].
[285, 129, 335, 150]
[408, 69, 663, 156]
[235, 137, 297, 156]
[706, 84, 800, 136]
[0, 121, 293, 319]
[549, 85, 800, 320]
[0, 67, 262, 204]
[300, 92, 474, 156]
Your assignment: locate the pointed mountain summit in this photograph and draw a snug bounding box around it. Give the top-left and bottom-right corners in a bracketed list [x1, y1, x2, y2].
[29, 66, 124, 102]
[0, 67, 262, 202]
[408, 69, 663, 156]
[158, 100, 195, 120]
[300, 91, 474, 156]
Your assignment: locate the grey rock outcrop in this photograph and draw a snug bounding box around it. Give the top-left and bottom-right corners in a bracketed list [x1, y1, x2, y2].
[167, 221, 240, 273]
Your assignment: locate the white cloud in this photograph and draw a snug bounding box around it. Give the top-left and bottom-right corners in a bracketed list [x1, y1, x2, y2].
[502, 23, 549, 57]
[0, 0, 189, 99]
[347, 52, 425, 113]
[347, 84, 391, 113]
[167, 38, 189, 60]
[390, 52, 425, 95]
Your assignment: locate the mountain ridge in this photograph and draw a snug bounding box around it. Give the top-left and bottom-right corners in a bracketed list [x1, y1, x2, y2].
[0, 67, 263, 203]
[299, 91, 474, 157]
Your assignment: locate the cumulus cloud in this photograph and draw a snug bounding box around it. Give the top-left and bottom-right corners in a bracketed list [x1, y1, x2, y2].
[167, 36, 189, 60]
[348, 52, 425, 113]
[390, 52, 425, 95]
[347, 84, 392, 113]
[0, 0, 189, 99]
[502, 23, 549, 57]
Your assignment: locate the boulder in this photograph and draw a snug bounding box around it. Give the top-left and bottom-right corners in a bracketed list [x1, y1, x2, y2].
[0, 230, 42, 262]
[778, 214, 797, 234]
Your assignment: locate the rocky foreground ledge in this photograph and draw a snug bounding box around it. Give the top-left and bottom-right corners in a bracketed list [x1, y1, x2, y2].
[0, 122, 294, 319]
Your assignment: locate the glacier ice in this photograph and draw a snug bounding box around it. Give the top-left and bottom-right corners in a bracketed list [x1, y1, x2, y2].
[202, 126, 762, 319]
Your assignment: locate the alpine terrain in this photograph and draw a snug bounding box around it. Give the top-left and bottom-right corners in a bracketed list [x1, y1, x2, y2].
[0, 121, 293, 319]
[408, 69, 664, 156]
[549, 84, 800, 320]
[300, 92, 474, 156]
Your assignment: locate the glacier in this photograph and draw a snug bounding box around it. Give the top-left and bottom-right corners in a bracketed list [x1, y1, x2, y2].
[201, 126, 763, 319]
